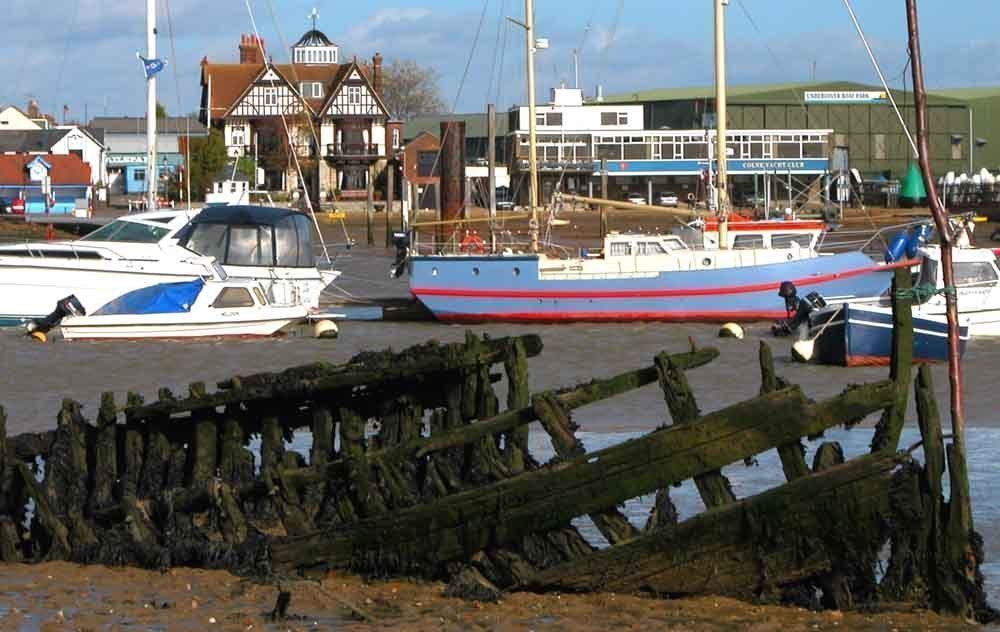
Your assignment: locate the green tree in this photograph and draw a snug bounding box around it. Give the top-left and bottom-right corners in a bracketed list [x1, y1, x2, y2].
[187, 128, 228, 200]
[156, 102, 167, 119]
[381, 59, 447, 121]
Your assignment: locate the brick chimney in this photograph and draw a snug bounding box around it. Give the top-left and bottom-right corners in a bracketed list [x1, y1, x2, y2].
[372, 53, 383, 96]
[239, 34, 265, 64]
[27, 99, 40, 118]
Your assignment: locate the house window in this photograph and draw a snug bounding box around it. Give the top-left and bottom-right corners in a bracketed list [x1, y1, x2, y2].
[601, 111, 619, 126]
[232, 130, 245, 146]
[618, 112, 628, 125]
[263, 87, 277, 106]
[134, 169, 146, 181]
[300, 82, 323, 98]
[536, 112, 562, 126]
[392, 128, 401, 149]
[348, 86, 362, 104]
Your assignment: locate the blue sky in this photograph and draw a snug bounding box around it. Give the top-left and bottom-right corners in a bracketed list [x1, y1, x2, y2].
[1, 0, 997, 121]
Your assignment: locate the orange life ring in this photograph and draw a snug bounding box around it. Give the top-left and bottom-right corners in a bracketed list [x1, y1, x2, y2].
[459, 231, 486, 254]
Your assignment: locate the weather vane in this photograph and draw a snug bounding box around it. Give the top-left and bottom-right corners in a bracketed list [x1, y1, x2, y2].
[309, 7, 319, 31]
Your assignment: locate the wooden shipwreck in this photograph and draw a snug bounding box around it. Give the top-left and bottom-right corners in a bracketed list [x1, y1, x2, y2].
[0, 267, 993, 621]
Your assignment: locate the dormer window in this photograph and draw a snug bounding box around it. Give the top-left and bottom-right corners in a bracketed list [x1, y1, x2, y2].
[300, 82, 324, 98]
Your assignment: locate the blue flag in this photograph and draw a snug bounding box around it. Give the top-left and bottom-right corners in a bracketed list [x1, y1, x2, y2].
[137, 54, 167, 79]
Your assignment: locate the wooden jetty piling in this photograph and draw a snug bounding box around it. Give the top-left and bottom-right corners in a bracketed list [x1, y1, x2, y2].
[0, 327, 991, 621]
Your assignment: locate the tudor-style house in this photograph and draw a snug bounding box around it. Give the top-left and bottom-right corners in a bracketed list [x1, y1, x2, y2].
[199, 26, 401, 200]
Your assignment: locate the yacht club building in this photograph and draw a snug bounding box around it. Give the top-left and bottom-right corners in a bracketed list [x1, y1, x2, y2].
[508, 87, 832, 207]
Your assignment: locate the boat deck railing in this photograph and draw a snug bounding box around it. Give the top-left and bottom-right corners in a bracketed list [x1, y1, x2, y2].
[816, 219, 929, 258]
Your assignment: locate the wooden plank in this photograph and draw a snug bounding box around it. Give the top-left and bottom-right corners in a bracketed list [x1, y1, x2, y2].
[656, 352, 735, 507]
[531, 452, 903, 597]
[270, 380, 894, 573]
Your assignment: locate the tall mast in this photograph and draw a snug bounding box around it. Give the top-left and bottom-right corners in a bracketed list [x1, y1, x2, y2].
[146, 0, 158, 211]
[525, 0, 540, 252]
[714, 0, 730, 247]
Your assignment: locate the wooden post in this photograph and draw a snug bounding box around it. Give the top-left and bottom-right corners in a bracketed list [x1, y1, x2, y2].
[600, 159, 609, 239]
[218, 408, 253, 486]
[138, 389, 172, 498]
[503, 339, 531, 474]
[871, 266, 914, 453]
[187, 382, 217, 486]
[260, 408, 285, 479]
[366, 165, 375, 246]
[88, 392, 118, 512]
[760, 342, 810, 481]
[310, 406, 335, 467]
[122, 392, 145, 499]
[655, 352, 736, 508]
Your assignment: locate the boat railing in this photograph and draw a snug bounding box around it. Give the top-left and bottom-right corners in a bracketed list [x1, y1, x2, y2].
[816, 219, 929, 257]
[0, 238, 120, 260]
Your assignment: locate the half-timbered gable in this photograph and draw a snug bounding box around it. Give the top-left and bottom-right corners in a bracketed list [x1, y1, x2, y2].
[227, 67, 312, 118]
[320, 64, 389, 119]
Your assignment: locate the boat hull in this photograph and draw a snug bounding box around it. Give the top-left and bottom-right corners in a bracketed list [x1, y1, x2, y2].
[59, 309, 305, 341]
[809, 304, 969, 367]
[409, 252, 899, 323]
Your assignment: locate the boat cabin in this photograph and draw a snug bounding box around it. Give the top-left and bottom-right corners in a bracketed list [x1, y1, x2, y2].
[175, 206, 317, 268]
[681, 214, 824, 251]
[915, 245, 1000, 303]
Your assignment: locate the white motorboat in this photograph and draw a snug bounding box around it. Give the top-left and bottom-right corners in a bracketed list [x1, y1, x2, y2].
[56, 275, 308, 341]
[908, 242, 1000, 337]
[0, 205, 340, 325]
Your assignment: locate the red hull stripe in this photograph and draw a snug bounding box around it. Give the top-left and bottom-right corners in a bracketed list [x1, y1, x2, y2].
[845, 355, 939, 367]
[436, 309, 788, 323]
[413, 259, 916, 300]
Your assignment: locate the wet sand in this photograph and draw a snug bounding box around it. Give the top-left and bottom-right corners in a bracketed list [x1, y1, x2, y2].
[0, 562, 977, 631]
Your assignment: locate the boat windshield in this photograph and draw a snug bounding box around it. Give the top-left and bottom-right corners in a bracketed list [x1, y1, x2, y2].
[79, 220, 170, 243]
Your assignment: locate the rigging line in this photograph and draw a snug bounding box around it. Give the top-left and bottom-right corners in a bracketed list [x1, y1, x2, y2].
[486, 0, 504, 106]
[162, 0, 190, 209]
[842, 0, 919, 158]
[50, 0, 82, 118]
[494, 0, 511, 108]
[262, 0, 323, 155]
[243, 0, 331, 264]
[592, 0, 624, 92]
[423, 0, 492, 217]
[733, 0, 815, 130]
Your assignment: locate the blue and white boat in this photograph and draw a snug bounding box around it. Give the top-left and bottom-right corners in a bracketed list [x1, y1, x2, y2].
[807, 302, 969, 367]
[405, 225, 906, 323]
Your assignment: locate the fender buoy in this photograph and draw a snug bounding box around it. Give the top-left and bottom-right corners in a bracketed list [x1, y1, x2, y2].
[718, 323, 744, 339]
[459, 231, 487, 254]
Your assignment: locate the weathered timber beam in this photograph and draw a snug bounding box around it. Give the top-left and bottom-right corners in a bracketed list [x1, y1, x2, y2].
[760, 342, 810, 481]
[269, 379, 894, 573]
[124, 334, 543, 419]
[529, 452, 905, 596]
[872, 266, 914, 453]
[7, 430, 56, 462]
[275, 347, 720, 492]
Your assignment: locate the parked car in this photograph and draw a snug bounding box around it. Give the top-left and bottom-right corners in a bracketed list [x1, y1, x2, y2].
[495, 186, 515, 211]
[0, 197, 10, 214]
[657, 192, 679, 207]
[626, 193, 647, 205]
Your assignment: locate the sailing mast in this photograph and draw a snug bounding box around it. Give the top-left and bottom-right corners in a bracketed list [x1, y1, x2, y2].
[145, 0, 158, 211]
[714, 0, 730, 248]
[525, 0, 540, 252]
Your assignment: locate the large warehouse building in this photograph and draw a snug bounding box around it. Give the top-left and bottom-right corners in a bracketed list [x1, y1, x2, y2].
[602, 81, 980, 180]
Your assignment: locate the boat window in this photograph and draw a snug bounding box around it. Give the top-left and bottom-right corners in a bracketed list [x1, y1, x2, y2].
[184, 223, 229, 262]
[275, 217, 299, 267]
[732, 234, 764, 249]
[953, 262, 998, 287]
[23, 249, 104, 260]
[79, 220, 170, 243]
[212, 287, 255, 308]
[771, 233, 807, 249]
[253, 287, 267, 305]
[226, 225, 274, 266]
[293, 214, 315, 266]
[609, 242, 632, 256]
[637, 242, 667, 255]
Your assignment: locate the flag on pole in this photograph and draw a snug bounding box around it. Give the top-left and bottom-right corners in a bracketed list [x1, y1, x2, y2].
[137, 53, 168, 79]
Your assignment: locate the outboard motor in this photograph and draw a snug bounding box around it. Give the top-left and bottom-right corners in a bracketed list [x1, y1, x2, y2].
[390, 231, 412, 279]
[771, 282, 826, 338]
[26, 295, 86, 335]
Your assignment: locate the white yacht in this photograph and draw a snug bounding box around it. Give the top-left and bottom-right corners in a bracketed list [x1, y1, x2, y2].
[0, 205, 339, 325]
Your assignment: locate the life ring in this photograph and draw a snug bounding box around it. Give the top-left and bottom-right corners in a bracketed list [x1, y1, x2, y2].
[459, 231, 486, 254]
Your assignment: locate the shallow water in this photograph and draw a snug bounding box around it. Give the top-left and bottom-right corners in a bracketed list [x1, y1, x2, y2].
[2, 246, 999, 602]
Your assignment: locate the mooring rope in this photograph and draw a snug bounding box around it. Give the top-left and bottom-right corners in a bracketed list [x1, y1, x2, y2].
[895, 284, 956, 302]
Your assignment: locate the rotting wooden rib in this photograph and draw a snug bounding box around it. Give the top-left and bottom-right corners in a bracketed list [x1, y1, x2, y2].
[529, 452, 906, 597]
[269, 380, 894, 573]
[871, 266, 914, 453]
[760, 342, 810, 481]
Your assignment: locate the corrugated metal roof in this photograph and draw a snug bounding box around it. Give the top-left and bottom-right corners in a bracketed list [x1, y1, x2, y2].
[404, 113, 509, 141]
[0, 129, 71, 153]
[601, 80, 967, 106]
[89, 117, 208, 136]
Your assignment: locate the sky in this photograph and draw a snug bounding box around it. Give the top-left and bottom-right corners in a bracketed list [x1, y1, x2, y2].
[1, 0, 998, 122]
